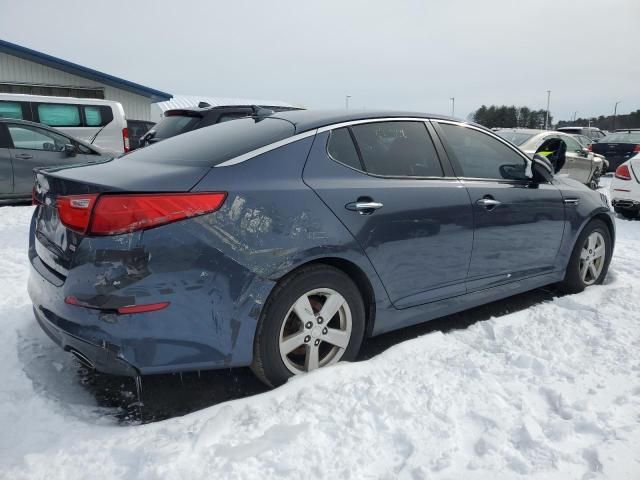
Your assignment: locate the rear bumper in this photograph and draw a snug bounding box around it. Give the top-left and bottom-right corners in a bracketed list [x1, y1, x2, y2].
[612, 198, 640, 212]
[27, 211, 277, 376]
[33, 306, 138, 376]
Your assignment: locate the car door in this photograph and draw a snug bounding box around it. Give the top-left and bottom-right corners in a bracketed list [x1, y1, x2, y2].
[0, 124, 13, 195]
[303, 120, 474, 308]
[561, 134, 592, 184]
[432, 121, 565, 292]
[6, 123, 80, 196]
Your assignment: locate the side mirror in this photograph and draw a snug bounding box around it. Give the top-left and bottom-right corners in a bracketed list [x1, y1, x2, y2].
[530, 155, 554, 183]
[64, 143, 77, 157]
[581, 147, 590, 156]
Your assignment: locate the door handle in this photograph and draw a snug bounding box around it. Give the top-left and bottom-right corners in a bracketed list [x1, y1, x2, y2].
[346, 201, 384, 215]
[476, 198, 501, 209]
[14, 153, 33, 160]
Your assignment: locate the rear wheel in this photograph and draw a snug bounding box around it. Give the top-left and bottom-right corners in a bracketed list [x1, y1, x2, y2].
[251, 265, 365, 387]
[558, 219, 612, 294]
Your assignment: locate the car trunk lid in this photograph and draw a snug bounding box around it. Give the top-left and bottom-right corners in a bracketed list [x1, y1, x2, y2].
[32, 157, 211, 277]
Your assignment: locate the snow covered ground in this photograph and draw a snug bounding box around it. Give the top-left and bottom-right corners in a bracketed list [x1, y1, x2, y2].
[1, 182, 639, 479]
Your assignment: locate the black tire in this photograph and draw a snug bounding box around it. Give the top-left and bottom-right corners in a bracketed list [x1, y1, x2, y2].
[557, 219, 612, 294]
[251, 264, 365, 387]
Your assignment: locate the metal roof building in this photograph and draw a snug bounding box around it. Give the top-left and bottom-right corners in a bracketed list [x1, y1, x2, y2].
[0, 38, 172, 121]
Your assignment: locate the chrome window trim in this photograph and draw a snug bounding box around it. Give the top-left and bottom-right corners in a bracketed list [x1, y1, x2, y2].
[214, 129, 318, 167]
[317, 117, 436, 134]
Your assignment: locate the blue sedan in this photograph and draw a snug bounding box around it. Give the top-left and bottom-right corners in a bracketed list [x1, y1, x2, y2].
[28, 110, 614, 387]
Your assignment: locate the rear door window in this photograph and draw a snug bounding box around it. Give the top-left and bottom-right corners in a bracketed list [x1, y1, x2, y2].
[437, 123, 528, 180]
[36, 104, 81, 126]
[0, 101, 24, 119]
[350, 121, 443, 177]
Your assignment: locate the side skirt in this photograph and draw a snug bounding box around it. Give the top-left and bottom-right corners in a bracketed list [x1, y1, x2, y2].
[371, 271, 565, 336]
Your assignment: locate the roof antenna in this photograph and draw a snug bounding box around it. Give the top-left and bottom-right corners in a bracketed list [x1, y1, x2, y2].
[198, 101, 212, 108]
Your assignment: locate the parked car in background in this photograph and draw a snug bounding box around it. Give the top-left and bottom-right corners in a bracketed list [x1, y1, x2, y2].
[571, 133, 609, 172]
[0, 118, 109, 203]
[495, 128, 605, 188]
[126, 120, 155, 150]
[29, 110, 614, 387]
[590, 129, 640, 172]
[557, 126, 607, 141]
[610, 153, 640, 219]
[140, 104, 300, 147]
[0, 93, 129, 154]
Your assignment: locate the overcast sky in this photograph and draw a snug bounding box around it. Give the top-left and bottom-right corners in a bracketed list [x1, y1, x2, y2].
[1, 0, 638, 121]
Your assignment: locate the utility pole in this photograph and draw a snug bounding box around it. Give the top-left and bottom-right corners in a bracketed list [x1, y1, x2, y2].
[573, 111, 578, 123]
[345, 95, 351, 110]
[450, 97, 455, 117]
[545, 90, 551, 129]
[613, 101, 621, 131]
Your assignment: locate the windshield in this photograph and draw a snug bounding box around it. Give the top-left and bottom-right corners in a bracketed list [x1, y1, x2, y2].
[601, 131, 640, 143]
[495, 131, 535, 146]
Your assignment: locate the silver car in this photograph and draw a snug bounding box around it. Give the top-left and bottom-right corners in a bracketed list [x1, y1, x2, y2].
[495, 128, 605, 189]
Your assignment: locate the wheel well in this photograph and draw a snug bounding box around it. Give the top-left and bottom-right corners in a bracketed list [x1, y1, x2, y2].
[280, 258, 377, 337]
[592, 212, 615, 243]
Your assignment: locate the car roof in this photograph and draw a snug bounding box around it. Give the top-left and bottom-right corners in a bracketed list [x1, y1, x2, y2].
[266, 109, 463, 133]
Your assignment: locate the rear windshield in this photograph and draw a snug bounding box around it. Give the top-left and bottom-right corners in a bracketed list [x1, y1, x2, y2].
[601, 132, 640, 143]
[152, 115, 201, 139]
[127, 117, 295, 167]
[495, 131, 534, 146]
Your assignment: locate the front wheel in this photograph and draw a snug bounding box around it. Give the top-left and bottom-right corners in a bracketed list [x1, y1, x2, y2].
[251, 265, 365, 387]
[557, 219, 612, 294]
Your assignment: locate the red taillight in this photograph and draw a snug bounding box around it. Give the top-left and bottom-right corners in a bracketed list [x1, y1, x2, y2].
[615, 164, 632, 180]
[57, 192, 225, 235]
[57, 194, 99, 233]
[122, 127, 130, 153]
[89, 192, 226, 235]
[633, 144, 640, 153]
[117, 302, 170, 314]
[587, 144, 593, 152]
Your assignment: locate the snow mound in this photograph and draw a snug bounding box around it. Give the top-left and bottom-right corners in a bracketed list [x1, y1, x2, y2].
[1, 197, 639, 479]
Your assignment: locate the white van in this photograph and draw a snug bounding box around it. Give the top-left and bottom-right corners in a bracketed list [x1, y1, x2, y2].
[0, 93, 129, 154]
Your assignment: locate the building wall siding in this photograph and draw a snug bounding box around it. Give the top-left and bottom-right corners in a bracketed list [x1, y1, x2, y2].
[0, 52, 153, 120]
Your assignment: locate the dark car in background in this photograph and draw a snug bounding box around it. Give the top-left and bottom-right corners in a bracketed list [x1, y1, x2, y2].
[29, 110, 614, 388]
[0, 118, 108, 203]
[590, 129, 640, 172]
[140, 104, 300, 147]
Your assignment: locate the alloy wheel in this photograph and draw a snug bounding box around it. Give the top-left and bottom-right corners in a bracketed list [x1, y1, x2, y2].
[278, 288, 352, 374]
[580, 231, 606, 285]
